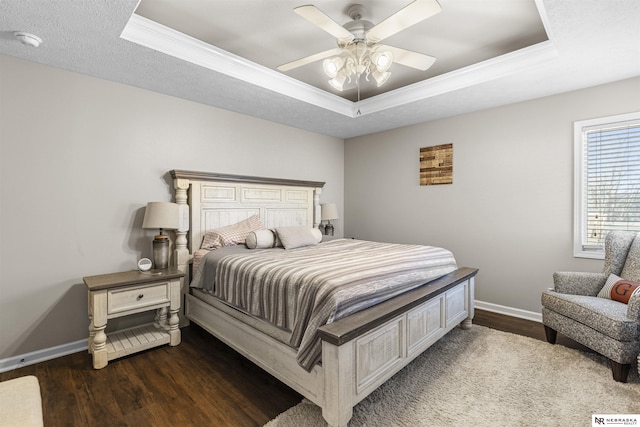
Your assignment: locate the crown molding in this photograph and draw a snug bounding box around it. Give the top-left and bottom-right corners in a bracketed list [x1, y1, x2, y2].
[121, 4, 556, 120]
[120, 14, 355, 117]
[358, 40, 558, 116]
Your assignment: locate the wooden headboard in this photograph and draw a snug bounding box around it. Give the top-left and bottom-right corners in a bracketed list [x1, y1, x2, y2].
[170, 170, 325, 319]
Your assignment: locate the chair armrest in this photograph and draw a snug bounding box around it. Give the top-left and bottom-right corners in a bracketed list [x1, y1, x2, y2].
[552, 271, 607, 296]
[627, 293, 640, 321]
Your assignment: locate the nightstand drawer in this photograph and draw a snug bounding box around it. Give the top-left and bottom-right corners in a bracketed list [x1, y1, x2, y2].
[108, 282, 170, 314]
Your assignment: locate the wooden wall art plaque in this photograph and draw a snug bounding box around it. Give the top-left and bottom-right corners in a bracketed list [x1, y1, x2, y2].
[420, 144, 453, 186]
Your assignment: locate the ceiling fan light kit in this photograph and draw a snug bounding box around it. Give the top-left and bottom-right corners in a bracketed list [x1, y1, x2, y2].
[278, 0, 441, 95]
[322, 44, 394, 90]
[323, 56, 345, 77]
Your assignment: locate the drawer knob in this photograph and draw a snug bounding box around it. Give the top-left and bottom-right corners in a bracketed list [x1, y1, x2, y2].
[137, 294, 144, 300]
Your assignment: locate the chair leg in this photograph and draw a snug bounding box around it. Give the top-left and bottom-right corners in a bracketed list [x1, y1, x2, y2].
[543, 325, 557, 344]
[610, 361, 630, 383]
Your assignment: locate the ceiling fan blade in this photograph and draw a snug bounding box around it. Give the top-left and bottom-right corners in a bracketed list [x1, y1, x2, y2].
[277, 48, 344, 72]
[380, 45, 436, 70]
[366, 0, 442, 43]
[294, 5, 355, 44]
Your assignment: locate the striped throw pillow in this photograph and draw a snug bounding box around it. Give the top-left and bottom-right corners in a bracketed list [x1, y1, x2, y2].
[597, 274, 640, 304]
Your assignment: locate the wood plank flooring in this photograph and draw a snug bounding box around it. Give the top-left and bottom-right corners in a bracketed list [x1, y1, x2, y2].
[0, 309, 587, 427]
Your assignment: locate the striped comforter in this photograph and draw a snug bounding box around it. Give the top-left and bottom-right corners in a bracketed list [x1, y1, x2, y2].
[211, 239, 457, 371]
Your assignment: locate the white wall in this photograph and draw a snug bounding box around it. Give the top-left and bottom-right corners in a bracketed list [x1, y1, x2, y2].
[345, 77, 640, 314]
[0, 55, 344, 359]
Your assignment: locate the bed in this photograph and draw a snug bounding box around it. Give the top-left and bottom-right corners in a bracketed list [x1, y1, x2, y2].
[170, 170, 478, 427]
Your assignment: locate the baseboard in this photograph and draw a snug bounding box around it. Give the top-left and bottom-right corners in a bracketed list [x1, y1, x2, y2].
[475, 300, 542, 323]
[0, 339, 87, 373]
[0, 301, 539, 373]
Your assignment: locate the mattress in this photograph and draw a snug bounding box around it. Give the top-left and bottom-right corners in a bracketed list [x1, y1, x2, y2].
[191, 238, 457, 370]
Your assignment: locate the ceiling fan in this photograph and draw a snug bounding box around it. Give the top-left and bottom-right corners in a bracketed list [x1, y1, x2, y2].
[277, 0, 442, 92]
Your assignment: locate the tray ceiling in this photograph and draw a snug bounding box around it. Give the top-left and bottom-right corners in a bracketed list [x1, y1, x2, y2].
[135, 0, 549, 102]
[1, 1, 639, 138]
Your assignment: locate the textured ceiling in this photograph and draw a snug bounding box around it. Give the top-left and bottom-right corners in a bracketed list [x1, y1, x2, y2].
[0, 1, 639, 139]
[134, 0, 548, 101]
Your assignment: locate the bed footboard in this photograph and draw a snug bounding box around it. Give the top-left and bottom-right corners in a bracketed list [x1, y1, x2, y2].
[320, 267, 476, 427]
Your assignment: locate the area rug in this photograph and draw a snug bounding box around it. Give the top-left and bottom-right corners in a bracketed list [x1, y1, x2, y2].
[264, 325, 639, 427]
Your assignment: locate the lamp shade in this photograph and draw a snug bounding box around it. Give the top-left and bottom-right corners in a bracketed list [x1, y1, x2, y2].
[323, 56, 345, 78]
[372, 50, 393, 72]
[321, 203, 339, 221]
[372, 70, 391, 87]
[328, 73, 347, 91]
[142, 202, 179, 230]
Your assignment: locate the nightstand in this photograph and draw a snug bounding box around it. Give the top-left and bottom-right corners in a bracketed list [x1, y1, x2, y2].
[83, 268, 184, 369]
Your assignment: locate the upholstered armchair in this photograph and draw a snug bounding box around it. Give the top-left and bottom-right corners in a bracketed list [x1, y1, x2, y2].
[541, 230, 640, 382]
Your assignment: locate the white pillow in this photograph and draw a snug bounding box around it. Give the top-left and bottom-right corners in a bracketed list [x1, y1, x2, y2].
[275, 226, 322, 250]
[246, 229, 278, 249]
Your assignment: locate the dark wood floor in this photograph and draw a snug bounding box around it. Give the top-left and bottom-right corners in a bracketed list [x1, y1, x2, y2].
[0, 310, 588, 427]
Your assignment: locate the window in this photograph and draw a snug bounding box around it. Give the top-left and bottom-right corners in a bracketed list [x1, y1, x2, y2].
[574, 112, 640, 258]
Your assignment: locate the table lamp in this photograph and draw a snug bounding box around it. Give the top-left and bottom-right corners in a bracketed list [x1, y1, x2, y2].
[142, 202, 179, 269]
[321, 203, 339, 236]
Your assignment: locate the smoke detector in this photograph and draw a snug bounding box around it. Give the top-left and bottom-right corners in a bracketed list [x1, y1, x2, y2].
[14, 32, 42, 47]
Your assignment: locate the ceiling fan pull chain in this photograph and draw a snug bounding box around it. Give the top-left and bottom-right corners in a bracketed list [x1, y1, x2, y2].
[356, 74, 362, 116]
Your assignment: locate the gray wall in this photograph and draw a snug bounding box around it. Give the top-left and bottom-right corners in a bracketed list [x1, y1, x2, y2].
[2, 50, 638, 360]
[344, 76, 640, 314]
[0, 55, 344, 359]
